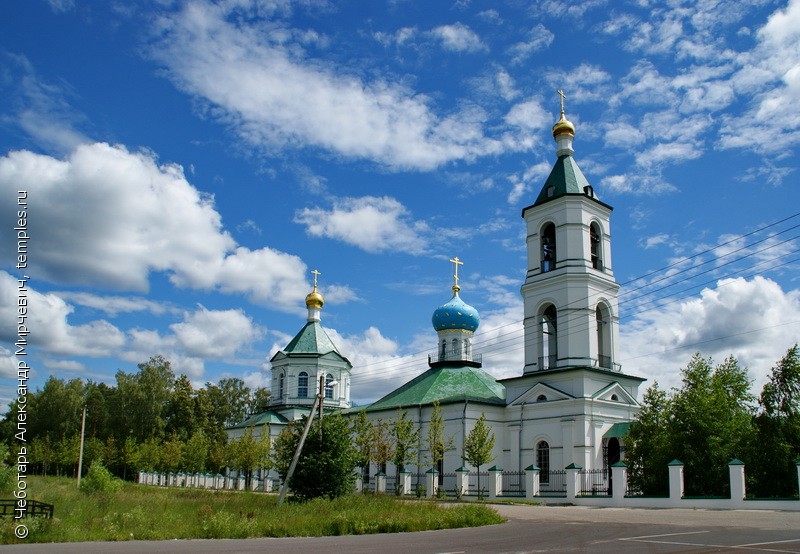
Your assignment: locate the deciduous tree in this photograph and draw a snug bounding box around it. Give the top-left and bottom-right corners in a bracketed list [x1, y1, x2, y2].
[749, 344, 800, 497]
[274, 414, 356, 501]
[626, 382, 672, 495]
[351, 410, 374, 482]
[392, 409, 418, 476]
[463, 413, 495, 498]
[425, 401, 453, 470]
[369, 419, 394, 477]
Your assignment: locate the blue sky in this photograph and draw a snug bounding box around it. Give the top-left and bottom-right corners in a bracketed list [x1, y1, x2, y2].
[1, 0, 799, 410]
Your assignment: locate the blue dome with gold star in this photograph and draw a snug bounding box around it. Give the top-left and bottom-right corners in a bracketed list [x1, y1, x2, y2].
[432, 287, 480, 332]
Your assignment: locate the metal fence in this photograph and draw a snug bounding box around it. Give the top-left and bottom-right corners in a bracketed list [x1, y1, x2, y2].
[539, 469, 567, 496]
[467, 472, 489, 496]
[579, 469, 609, 496]
[501, 470, 526, 496]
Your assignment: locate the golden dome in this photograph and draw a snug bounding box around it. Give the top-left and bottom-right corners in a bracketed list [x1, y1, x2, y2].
[305, 286, 324, 309]
[552, 111, 575, 138]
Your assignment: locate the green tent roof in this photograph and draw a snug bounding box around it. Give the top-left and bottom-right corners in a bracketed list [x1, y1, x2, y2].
[363, 364, 506, 412]
[227, 410, 288, 430]
[534, 155, 591, 205]
[522, 154, 611, 216]
[272, 321, 350, 364]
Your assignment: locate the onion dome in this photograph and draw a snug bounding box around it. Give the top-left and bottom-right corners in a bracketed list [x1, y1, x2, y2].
[432, 285, 480, 332]
[552, 111, 575, 139]
[305, 286, 324, 309]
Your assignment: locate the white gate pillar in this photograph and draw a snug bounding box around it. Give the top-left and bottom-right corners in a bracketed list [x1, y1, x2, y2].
[525, 465, 540, 498]
[668, 460, 684, 502]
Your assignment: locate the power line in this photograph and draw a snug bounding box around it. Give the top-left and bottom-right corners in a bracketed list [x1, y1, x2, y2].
[349, 212, 800, 386]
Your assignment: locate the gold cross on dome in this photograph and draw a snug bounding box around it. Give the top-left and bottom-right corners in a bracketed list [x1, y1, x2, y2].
[311, 269, 321, 288]
[557, 89, 566, 114]
[450, 257, 464, 288]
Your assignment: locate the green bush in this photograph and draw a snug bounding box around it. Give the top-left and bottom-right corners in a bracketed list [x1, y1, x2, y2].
[0, 444, 14, 494]
[79, 461, 123, 494]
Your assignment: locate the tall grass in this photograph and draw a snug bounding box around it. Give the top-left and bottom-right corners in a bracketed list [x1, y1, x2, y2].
[0, 476, 504, 544]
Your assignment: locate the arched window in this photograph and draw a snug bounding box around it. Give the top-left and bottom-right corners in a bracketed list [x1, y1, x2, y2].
[536, 394, 547, 402]
[596, 304, 611, 369]
[541, 223, 557, 272]
[537, 441, 550, 484]
[440, 339, 447, 359]
[590, 222, 603, 270]
[325, 373, 334, 399]
[540, 305, 558, 369]
[452, 338, 459, 358]
[278, 372, 285, 399]
[465, 338, 471, 358]
[297, 371, 308, 398]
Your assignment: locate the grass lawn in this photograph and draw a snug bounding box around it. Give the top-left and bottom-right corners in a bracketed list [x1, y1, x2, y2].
[0, 476, 505, 544]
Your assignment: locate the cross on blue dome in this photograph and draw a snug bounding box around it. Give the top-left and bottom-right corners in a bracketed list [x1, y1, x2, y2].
[431, 256, 480, 332]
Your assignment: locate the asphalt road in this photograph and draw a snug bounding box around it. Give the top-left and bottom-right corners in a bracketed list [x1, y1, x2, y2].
[5, 504, 800, 553]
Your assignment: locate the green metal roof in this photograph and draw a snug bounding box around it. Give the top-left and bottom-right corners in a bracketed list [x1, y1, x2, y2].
[533, 154, 591, 206]
[227, 410, 288, 430]
[363, 364, 506, 412]
[603, 422, 631, 438]
[272, 321, 350, 364]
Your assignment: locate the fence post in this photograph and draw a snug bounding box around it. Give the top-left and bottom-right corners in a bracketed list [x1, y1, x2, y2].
[565, 463, 581, 500]
[729, 459, 746, 502]
[375, 472, 386, 494]
[399, 469, 411, 495]
[611, 461, 627, 502]
[426, 468, 438, 498]
[668, 459, 684, 501]
[488, 465, 503, 499]
[455, 466, 469, 497]
[525, 464, 540, 498]
[796, 461, 800, 499]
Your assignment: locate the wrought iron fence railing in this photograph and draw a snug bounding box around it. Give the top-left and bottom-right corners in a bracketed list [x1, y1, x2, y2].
[539, 469, 567, 496]
[501, 470, 526, 496]
[578, 469, 610, 496]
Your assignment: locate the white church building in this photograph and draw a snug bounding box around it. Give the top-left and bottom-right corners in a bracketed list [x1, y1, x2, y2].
[229, 102, 645, 488]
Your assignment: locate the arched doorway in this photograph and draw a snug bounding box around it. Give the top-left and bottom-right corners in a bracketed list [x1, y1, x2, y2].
[606, 437, 621, 494]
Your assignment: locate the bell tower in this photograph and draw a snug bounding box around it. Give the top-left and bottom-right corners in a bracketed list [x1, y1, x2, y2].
[520, 92, 621, 374]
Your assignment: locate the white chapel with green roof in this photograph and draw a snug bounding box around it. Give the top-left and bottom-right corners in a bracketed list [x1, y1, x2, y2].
[229, 100, 645, 487]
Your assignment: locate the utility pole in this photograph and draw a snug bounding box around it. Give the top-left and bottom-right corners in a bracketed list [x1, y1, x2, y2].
[76, 406, 86, 489]
[319, 375, 325, 438]
[277, 376, 325, 506]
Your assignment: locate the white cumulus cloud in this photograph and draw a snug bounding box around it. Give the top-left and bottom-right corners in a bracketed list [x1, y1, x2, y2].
[0, 143, 317, 312]
[294, 196, 429, 255]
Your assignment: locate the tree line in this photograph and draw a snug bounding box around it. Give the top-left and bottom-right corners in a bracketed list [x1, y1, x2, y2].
[8, 346, 795, 500]
[627, 344, 800, 498]
[0, 356, 271, 480]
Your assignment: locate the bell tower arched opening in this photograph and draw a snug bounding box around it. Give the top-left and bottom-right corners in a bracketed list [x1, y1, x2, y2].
[541, 223, 556, 273]
[590, 222, 603, 271]
[540, 304, 558, 370]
